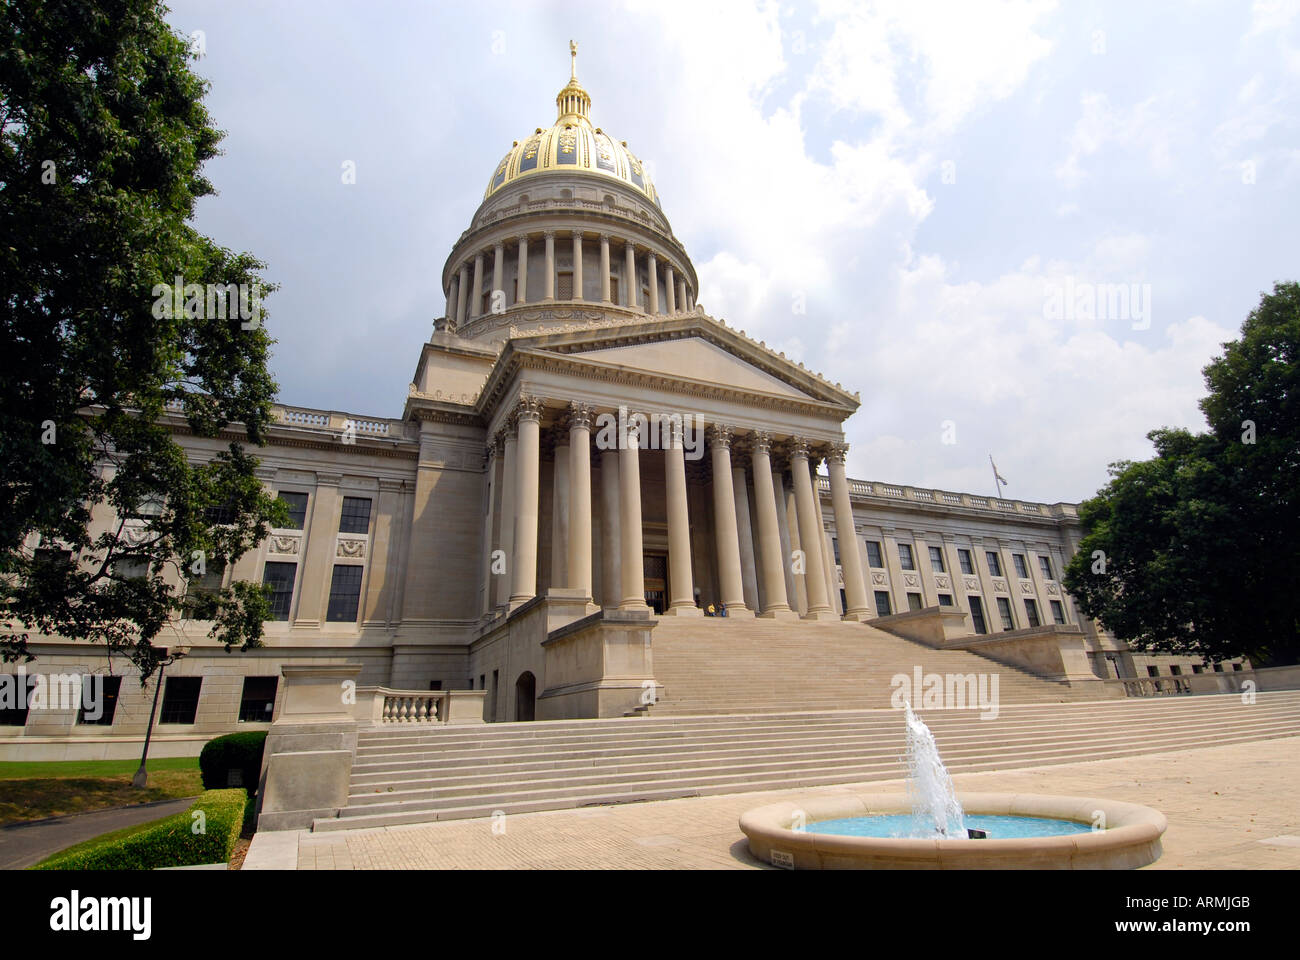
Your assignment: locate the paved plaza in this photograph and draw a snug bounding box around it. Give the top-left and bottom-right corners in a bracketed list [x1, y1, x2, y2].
[242, 736, 1300, 870]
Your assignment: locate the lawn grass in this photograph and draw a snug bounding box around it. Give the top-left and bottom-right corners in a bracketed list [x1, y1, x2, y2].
[0, 757, 202, 826]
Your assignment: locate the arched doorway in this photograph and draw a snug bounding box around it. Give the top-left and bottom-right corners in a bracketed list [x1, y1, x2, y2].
[515, 671, 536, 722]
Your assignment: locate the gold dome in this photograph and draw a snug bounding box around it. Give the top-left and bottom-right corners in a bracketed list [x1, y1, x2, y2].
[483, 42, 660, 206]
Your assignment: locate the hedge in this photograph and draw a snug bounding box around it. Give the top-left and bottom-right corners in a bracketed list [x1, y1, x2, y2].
[199, 731, 267, 792]
[33, 789, 247, 870]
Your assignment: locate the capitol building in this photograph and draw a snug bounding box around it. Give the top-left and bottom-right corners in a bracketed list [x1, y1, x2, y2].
[1, 49, 1233, 761]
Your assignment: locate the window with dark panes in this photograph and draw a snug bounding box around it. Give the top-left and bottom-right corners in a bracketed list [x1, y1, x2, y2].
[874, 591, 892, 617]
[907, 592, 923, 611]
[339, 496, 372, 534]
[1013, 554, 1030, 579]
[986, 551, 1003, 577]
[958, 549, 974, 575]
[1038, 555, 1054, 580]
[996, 596, 1015, 631]
[0, 674, 36, 726]
[238, 676, 278, 722]
[898, 543, 915, 570]
[262, 562, 297, 620]
[865, 541, 884, 568]
[1024, 598, 1041, 628]
[928, 546, 945, 572]
[326, 564, 364, 622]
[159, 676, 202, 724]
[1050, 599, 1066, 625]
[938, 594, 953, 606]
[278, 491, 308, 529]
[189, 557, 226, 597]
[969, 596, 988, 634]
[77, 675, 122, 726]
[831, 537, 841, 563]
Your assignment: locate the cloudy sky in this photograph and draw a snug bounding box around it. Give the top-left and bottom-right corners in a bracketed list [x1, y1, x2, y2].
[165, 0, 1299, 504]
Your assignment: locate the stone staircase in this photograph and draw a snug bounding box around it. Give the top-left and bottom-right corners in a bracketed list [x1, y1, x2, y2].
[311, 690, 1300, 832]
[645, 616, 1097, 714]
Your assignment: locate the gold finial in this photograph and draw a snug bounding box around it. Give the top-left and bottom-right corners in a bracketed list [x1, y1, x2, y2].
[570, 39, 578, 80]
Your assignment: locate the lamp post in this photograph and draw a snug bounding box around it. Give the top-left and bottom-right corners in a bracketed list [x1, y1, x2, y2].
[132, 646, 186, 789]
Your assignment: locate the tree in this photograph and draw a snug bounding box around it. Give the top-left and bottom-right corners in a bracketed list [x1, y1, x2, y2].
[1064, 282, 1300, 667]
[0, 0, 287, 679]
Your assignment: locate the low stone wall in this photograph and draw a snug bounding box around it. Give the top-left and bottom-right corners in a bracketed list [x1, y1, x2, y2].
[536, 609, 658, 719]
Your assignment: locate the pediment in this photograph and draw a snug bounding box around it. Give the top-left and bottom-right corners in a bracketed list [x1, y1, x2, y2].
[574, 338, 819, 400]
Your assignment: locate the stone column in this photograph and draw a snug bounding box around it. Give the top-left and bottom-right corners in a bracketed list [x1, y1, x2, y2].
[481, 439, 499, 616]
[678, 278, 688, 313]
[497, 423, 517, 611]
[600, 448, 621, 609]
[881, 527, 909, 614]
[732, 460, 760, 611]
[456, 263, 469, 328]
[543, 231, 555, 301]
[618, 414, 647, 611]
[550, 432, 569, 591]
[790, 439, 835, 619]
[661, 416, 699, 615]
[492, 241, 505, 314]
[599, 234, 611, 303]
[915, 531, 942, 606]
[778, 468, 807, 613]
[942, 534, 972, 618]
[647, 253, 659, 314]
[625, 242, 637, 309]
[471, 252, 484, 319]
[750, 433, 796, 619]
[292, 473, 341, 627]
[510, 396, 543, 607]
[709, 424, 751, 616]
[566, 403, 594, 599]
[445, 274, 459, 330]
[516, 235, 529, 304]
[665, 264, 676, 313]
[572, 232, 583, 301]
[826, 443, 870, 620]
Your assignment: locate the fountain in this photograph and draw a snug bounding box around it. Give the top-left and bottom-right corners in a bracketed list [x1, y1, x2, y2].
[738, 704, 1168, 869]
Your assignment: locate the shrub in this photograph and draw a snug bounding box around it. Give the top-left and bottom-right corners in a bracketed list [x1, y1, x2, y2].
[199, 731, 267, 792]
[34, 789, 247, 870]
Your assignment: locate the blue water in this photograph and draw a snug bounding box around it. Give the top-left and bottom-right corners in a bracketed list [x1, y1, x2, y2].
[807, 814, 1094, 839]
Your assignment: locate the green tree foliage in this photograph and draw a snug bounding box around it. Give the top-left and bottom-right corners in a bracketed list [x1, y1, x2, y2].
[0, 0, 287, 677]
[1064, 282, 1300, 666]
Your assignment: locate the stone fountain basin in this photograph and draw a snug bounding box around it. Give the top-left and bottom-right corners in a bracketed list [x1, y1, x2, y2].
[740, 791, 1167, 870]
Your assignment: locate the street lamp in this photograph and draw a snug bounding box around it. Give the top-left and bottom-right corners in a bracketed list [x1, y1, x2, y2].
[131, 646, 187, 789]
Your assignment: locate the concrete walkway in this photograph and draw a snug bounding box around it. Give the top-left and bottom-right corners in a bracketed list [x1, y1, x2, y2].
[243, 736, 1300, 870]
[0, 797, 196, 870]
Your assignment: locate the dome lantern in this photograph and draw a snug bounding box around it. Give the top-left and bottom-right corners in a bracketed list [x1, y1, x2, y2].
[556, 40, 591, 124]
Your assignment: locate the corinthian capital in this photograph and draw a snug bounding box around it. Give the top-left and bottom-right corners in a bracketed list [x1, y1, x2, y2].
[706, 423, 735, 450]
[826, 441, 849, 465]
[516, 394, 544, 423]
[566, 400, 594, 431]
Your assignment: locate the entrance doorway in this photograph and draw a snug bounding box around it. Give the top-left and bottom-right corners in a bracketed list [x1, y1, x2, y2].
[643, 553, 667, 614]
[515, 671, 536, 722]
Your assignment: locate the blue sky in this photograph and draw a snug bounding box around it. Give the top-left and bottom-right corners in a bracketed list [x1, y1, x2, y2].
[165, 0, 1300, 503]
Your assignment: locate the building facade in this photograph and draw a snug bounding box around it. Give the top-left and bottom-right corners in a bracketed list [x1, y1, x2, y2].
[1, 52, 1238, 759]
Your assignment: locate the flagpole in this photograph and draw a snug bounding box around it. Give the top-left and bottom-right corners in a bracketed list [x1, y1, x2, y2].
[989, 455, 1004, 500]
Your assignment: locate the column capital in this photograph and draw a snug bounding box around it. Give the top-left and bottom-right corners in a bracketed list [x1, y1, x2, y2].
[515, 394, 544, 424]
[788, 436, 813, 460]
[826, 441, 849, 464]
[751, 430, 774, 456]
[707, 423, 735, 449]
[516, 234, 530, 245]
[493, 240, 504, 252]
[647, 251, 658, 263]
[499, 419, 518, 441]
[566, 400, 595, 431]
[598, 232, 611, 243]
[543, 230, 556, 239]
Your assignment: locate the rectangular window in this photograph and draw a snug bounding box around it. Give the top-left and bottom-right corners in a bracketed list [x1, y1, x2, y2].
[969, 596, 988, 634]
[839, 589, 847, 611]
[986, 551, 1003, 578]
[557, 271, 574, 300]
[928, 546, 945, 573]
[865, 541, 884, 568]
[1024, 598, 1041, 628]
[159, 676, 202, 724]
[0, 675, 37, 726]
[339, 496, 372, 535]
[938, 594, 953, 606]
[1212, 663, 1223, 673]
[238, 676, 278, 722]
[1191, 664, 1204, 674]
[114, 557, 149, 580]
[189, 557, 227, 598]
[1013, 554, 1030, 579]
[77, 675, 122, 726]
[262, 561, 297, 620]
[898, 543, 915, 571]
[204, 502, 236, 525]
[278, 491, 308, 530]
[1049, 599, 1066, 625]
[610, 277, 620, 305]
[1147, 665, 1160, 677]
[874, 591, 892, 617]
[958, 549, 974, 575]
[1038, 555, 1054, 580]
[1169, 665, 1182, 676]
[1232, 663, 1242, 671]
[130, 497, 166, 519]
[996, 596, 1015, 631]
[326, 564, 364, 622]
[831, 537, 841, 564]
[907, 592, 923, 611]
